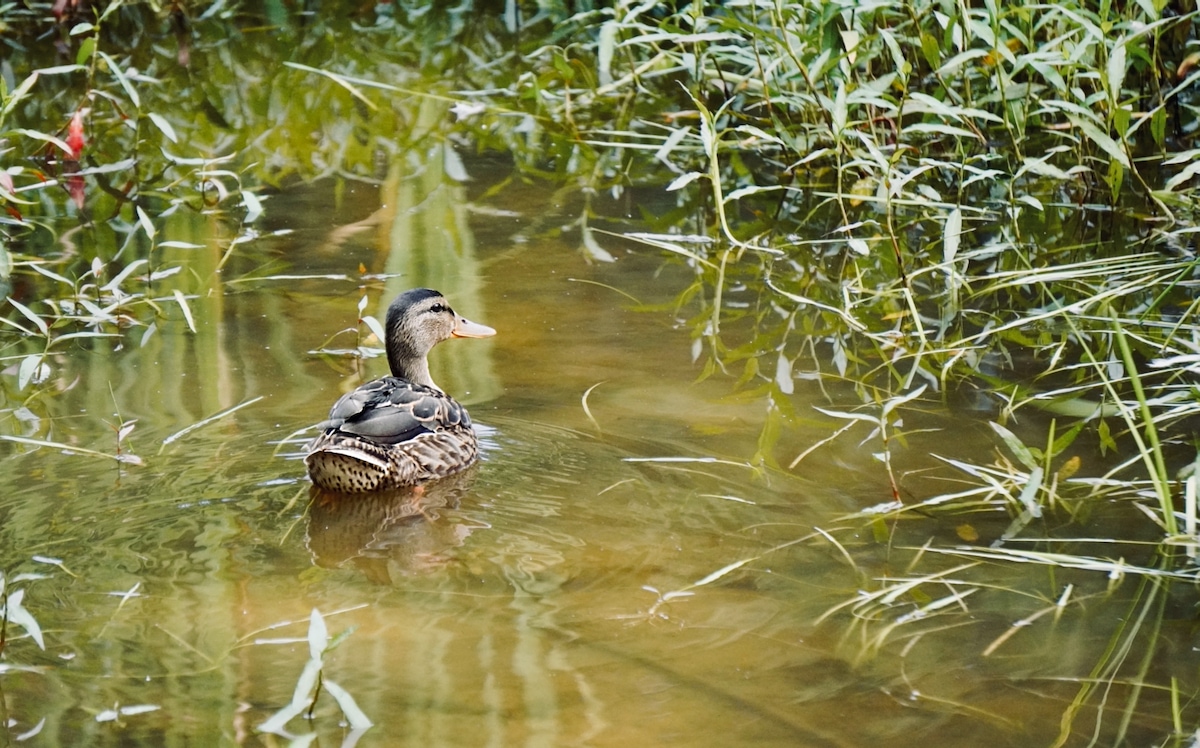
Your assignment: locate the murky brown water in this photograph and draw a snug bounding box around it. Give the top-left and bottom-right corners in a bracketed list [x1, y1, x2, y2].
[1, 144, 1196, 748]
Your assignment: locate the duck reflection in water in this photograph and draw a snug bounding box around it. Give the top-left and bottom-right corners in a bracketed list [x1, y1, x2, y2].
[305, 467, 483, 584]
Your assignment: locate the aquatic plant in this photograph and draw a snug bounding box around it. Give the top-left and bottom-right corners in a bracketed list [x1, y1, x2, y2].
[258, 608, 372, 738]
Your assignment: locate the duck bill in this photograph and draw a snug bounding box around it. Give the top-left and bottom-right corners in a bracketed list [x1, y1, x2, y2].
[452, 316, 496, 338]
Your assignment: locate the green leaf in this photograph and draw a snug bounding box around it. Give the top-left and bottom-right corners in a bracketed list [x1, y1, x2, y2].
[1151, 106, 1166, 148]
[241, 190, 263, 222]
[1097, 419, 1116, 456]
[1163, 158, 1200, 191]
[0, 72, 39, 119]
[831, 82, 848, 137]
[1106, 36, 1127, 107]
[75, 36, 96, 66]
[322, 680, 373, 729]
[98, 50, 140, 108]
[5, 588, 45, 650]
[361, 315, 386, 345]
[257, 695, 307, 734]
[172, 290, 196, 333]
[1068, 114, 1131, 168]
[920, 32, 941, 69]
[1106, 159, 1124, 203]
[1015, 466, 1044, 518]
[147, 112, 177, 143]
[990, 421, 1039, 471]
[7, 296, 48, 336]
[135, 205, 156, 239]
[17, 354, 45, 391]
[774, 353, 793, 395]
[666, 172, 704, 192]
[12, 128, 73, 156]
[1050, 420, 1085, 457]
[944, 208, 963, 265]
[597, 21, 617, 87]
[307, 608, 327, 660]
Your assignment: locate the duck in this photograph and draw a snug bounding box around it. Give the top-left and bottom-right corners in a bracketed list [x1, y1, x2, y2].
[304, 288, 496, 493]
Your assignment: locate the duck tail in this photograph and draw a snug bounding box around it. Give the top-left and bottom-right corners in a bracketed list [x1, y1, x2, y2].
[305, 432, 395, 492]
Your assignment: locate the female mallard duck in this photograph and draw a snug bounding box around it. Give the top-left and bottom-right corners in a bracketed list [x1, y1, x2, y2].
[305, 288, 495, 493]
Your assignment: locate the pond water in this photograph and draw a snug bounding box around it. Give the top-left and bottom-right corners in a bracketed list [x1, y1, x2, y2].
[2, 142, 1196, 748]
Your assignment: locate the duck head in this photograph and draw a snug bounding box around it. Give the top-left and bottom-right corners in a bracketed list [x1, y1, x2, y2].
[385, 288, 495, 390]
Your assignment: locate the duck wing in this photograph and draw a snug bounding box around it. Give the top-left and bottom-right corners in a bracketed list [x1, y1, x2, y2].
[320, 377, 470, 446]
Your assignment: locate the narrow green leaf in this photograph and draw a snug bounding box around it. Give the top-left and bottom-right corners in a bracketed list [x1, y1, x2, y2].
[437, 143, 466, 181]
[1106, 36, 1127, 106]
[1151, 107, 1167, 148]
[1050, 420, 1085, 456]
[653, 125, 691, 164]
[944, 208, 963, 266]
[774, 353, 794, 395]
[1106, 160, 1124, 203]
[98, 51, 139, 108]
[0, 238, 10, 282]
[307, 608, 327, 660]
[322, 680, 373, 729]
[904, 123, 978, 139]
[580, 225, 615, 262]
[241, 190, 263, 223]
[881, 385, 928, 420]
[1164, 159, 1200, 191]
[1015, 466, 1044, 518]
[1098, 419, 1115, 455]
[1069, 115, 1131, 168]
[0, 72, 40, 119]
[990, 422, 1039, 471]
[257, 699, 307, 734]
[666, 171, 704, 192]
[0, 433, 131, 461]
[17, 354, 45, 391]
[832, 82, 848, 136]
[102, 259, 148, 292]
[75, 37, 96, 67]
[147, 112, 177, 143]
[135, 205, 156, 239]
[920, 32, 942, 69]
[12, 129, 72, 156]
[814, 406, 881, 426]
[172, 290, 195, 333]
[7, 297, 48, 336]
[597, 21, 616, 86]
[5, 589, 45, 650]
[28, 263, 75, 285]
[361, 315, 386, 344]
[1019, 156, 1071, 180]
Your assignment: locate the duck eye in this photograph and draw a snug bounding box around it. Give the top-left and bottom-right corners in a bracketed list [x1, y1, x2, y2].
[428, 304, 448, 314]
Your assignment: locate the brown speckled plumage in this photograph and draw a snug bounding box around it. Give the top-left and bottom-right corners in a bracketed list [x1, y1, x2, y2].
[304, 288, 494, 492]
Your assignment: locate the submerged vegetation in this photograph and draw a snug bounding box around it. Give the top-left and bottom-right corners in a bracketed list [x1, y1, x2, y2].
[4, 0, 1200, 744]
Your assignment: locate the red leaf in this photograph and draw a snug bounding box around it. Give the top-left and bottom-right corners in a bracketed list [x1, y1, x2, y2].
[65, 110, 85, 161]
[66, 174, 85, 210]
